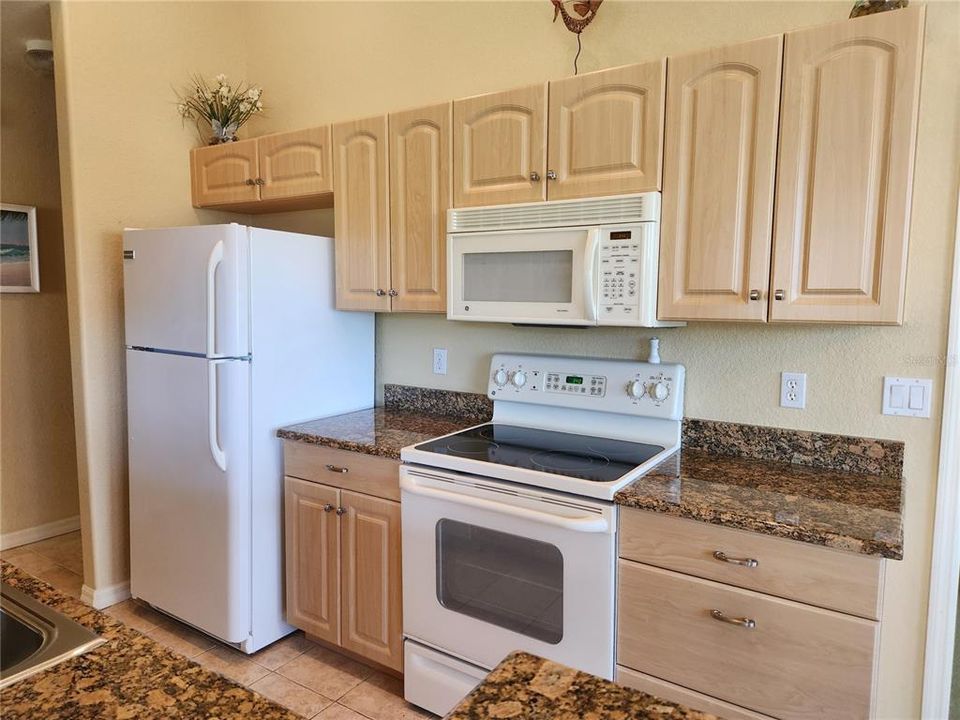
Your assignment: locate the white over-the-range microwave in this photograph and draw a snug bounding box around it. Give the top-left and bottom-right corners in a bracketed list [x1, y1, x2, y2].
[447, 193, 681, 327]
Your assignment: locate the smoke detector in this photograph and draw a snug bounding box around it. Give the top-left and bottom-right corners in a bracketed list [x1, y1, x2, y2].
[25, 39, 54, 74]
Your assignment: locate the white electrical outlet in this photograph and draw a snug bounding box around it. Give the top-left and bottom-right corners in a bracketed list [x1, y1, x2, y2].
[432, 348, 448, 375]
[780, 372, 807, 409]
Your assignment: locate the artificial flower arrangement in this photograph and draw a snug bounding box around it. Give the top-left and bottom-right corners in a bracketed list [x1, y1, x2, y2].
[176, 73, 264, 145]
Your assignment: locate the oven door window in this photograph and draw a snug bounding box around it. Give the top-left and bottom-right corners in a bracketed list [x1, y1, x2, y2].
[462, 250, 573, 303]
[435, 519, 563, 644]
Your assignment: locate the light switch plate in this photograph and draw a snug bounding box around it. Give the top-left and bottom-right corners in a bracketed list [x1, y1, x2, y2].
[883, 377, 932, 417]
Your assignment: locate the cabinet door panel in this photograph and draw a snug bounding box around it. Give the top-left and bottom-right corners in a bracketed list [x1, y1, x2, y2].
[259, 126, 332, 200]
[548, 60, 665, 200]
[389, 103, 450, 313]
[770, 7, 923, 324]
[658, 36, 783, 322]
[284, 477, 339, 644]
[191, 139, 259, 206]
[453, 84, 547, 207]
[333, 116, 391, 311]
[340, 491, 403, 672]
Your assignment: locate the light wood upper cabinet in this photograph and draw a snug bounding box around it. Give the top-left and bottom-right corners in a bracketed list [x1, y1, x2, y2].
[453, 83, 548, 207]
[658, 36, 784, 322]
[333, 115, 392, 312]
[340, 490, 403, 672]
[284, 476, 340, 645]
[770, 7, 924, 324]
[389, 103, 451, 313]
[258, 126, 333, 201]
[190, 139, 260, 207]
[548, 60, 665, 201]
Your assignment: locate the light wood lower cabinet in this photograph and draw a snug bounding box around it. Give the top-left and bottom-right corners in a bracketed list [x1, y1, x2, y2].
[283, 459, 403, 673]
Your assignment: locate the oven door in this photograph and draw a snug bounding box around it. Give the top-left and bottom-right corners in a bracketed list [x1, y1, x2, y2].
[447, 227, 600, 325]
[400, 465, 616, 678]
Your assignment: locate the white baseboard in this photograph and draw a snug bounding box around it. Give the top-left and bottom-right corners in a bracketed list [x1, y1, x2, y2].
[0, 515, 81, 551]
[81, 580, 131, 610]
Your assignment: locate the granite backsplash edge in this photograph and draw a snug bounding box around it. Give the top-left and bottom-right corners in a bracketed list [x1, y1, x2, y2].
[384, 384, 904, 478]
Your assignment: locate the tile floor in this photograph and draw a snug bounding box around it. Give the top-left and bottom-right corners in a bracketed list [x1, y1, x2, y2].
[2, 531, 434, 720]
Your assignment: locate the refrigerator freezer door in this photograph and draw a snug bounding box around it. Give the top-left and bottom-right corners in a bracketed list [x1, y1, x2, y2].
[123, 225, 249, 357]
[127, 349, 251, 644]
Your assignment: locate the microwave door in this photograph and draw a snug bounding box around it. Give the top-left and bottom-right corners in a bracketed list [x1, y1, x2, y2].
[448, 228, 599, 325]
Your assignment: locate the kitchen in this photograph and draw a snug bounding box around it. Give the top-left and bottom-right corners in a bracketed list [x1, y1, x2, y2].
[0, 1, 958, 719]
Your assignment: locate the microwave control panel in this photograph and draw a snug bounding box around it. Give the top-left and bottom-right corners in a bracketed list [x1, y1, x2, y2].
[599, 232, 642, 323]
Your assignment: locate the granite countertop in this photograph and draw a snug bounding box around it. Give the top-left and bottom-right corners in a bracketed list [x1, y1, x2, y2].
[615, 449, 903, 559]
[0, 563, 298, 720]
[277, 406, 476, 460]
[445, 651, 717, 720]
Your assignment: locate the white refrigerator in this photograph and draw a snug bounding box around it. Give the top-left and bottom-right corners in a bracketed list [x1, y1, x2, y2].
[123, 224, 373, 652]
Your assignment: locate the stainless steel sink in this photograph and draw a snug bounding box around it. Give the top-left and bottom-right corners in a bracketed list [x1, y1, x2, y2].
[0, 582, 105, 688]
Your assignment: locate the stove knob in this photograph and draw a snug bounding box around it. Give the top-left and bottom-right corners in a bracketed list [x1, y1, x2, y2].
[511, 370, 527, 388]
[649, 381, 669, 402]
[627, 379, 644, 399]
[493, 368, 508, 387]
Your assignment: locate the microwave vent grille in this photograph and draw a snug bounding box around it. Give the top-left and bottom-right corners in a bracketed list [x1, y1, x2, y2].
[448, 193, 659, 233]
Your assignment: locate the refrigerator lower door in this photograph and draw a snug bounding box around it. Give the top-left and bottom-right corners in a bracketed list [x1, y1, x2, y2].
[127, 349, 251, 644]
[123, 224, 249, 357]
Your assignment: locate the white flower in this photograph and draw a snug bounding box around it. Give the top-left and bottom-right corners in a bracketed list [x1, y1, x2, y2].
[239, 101, 251, 113]
[177, 102, 192, 117]
[255, 100, 263, 111]
[246, 88, 260, 100]
[218, 85, 231, 97]
[215, 73, 227, 85]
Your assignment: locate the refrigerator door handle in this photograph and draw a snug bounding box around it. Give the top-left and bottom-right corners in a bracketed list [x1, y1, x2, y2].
[208, 360, 227, 471]
[206, 240, 224, 357]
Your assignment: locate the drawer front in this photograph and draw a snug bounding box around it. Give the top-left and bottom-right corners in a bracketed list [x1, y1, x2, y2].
[619, 508, 883, 619]
[283, 441, 400, 502]
[616, 665, 776, 720]
[618, 560, 878, 720]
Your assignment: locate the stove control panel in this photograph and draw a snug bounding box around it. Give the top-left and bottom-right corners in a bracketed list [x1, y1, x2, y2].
[488, 353, 684, 420]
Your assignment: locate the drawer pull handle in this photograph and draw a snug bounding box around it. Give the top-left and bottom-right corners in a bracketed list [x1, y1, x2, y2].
[711, 609, 756, 629]
[325, 464, 349, 474]
[713, 550, 758, 568]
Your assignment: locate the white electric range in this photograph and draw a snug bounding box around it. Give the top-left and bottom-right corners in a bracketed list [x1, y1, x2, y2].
[399, 350, 685, 716]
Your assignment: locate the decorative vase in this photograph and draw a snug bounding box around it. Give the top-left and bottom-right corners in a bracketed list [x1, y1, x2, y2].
[849, 0, 907, 19]
[208, 119, 239, 145]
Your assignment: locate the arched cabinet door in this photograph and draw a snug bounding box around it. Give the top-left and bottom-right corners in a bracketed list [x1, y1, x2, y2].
[190, 139, 260, 207]
[770, 6, 924, 324]
[658, 35, 783, 322]
[258, 126, 332, 201]
[333, 115, 392, 312]
[547, 59, 665, 201]
[389, 103, 451, 313]
[453, 83, 547, 207]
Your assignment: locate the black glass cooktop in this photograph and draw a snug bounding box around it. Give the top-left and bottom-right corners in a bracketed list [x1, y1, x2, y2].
[414, 423, 666, 483]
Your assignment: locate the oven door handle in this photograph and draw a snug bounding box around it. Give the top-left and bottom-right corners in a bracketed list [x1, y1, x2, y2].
[400, 474, 610, 533]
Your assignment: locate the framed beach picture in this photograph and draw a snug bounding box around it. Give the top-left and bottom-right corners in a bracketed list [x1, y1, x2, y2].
[1, 203, 39, 293]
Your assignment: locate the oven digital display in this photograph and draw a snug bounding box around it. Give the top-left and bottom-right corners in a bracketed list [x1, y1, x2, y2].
[565, 376, 584, 385]
[610, 231, 632, 240]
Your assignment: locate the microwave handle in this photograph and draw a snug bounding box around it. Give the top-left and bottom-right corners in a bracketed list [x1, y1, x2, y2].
[584, 229, 601, 322]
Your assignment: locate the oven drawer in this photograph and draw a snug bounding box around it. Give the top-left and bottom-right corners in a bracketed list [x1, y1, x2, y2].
[617, 560, 878, 720]
[283, 441, 400, 501]
[618, 508, 883, 619]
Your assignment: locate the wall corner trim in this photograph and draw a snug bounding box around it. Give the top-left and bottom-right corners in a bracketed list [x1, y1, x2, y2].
[80, 580, 131, 610]
[0, 515, 81, 551]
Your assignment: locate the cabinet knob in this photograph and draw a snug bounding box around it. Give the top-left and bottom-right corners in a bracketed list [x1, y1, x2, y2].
[546, 170, 557, 181]
[774, 289, 785, 301]
[255, 177, 265, 185]
[335, 507, 347, 516]
[376, 289, 387, 297]
[530, 171, 541, 182]
[388, 289, 398, 297]
[748, 290, 761, 301]
[245, 179, 256, 186]
[323, 504, 334, 513]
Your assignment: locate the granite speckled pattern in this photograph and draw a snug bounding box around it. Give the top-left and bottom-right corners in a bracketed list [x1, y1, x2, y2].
[0, 562, 299, 720]
[384, 384, 493, 423]
[278, 407, 475, 460]
[615, 449, 904, 559]
[445, 651, 717, 720]
[683, 418, 903, 478]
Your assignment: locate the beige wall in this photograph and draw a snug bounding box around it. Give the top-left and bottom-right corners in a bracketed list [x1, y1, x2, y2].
[51, 0, 253, 592]
[50, 0, 958, 715]
[245, 3, 959, 718]
[0, 1, 79, 538]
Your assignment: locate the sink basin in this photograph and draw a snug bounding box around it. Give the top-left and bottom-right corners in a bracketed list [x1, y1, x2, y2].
[0, 582, 105, 688]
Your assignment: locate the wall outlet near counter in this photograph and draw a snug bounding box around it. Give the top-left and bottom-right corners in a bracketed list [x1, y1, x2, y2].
[780, 372, 807, 409]
[433, 348, 448, 375]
